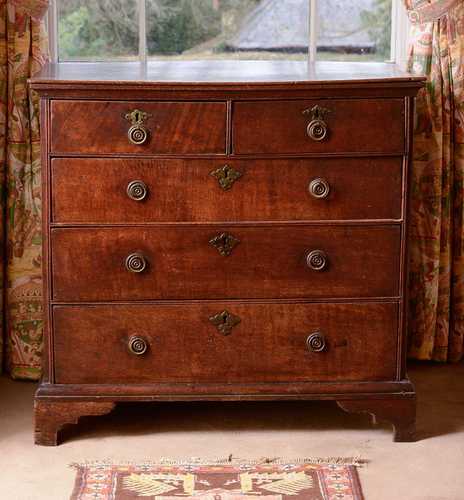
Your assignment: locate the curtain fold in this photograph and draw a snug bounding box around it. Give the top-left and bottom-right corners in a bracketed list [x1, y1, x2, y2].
[0, 0, 48, 380]
[404, 0, 464, 362]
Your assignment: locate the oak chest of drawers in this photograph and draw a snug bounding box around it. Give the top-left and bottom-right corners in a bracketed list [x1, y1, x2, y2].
[31, 61, 425, 445]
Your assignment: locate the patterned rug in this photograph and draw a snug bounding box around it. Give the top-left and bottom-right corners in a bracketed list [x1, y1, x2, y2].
[70, 459, 364, 500]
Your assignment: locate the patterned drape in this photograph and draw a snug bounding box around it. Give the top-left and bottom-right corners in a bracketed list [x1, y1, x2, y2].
[0, 0, 48, 380]
[404, 0, 464, 362]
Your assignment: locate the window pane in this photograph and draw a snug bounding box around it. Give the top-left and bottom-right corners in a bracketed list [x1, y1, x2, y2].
[146, 0, 309, 61]
[317, 0, 392, 62]
[58, 0, 139, 61]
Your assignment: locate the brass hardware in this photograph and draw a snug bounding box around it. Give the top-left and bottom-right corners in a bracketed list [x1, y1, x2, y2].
[309, 178, 330, 199]
[210, 165, 242, 191]
[125, 109, 151, 145]
[303, 105, 331, 142]
[128, 336, 148, 355]
[306, 250, 328, 271]
[306, 332, 326, 353]
[209, 232, 240, 257]
[125, 253, 147, 273]
[209, 310, 241, 336]
[127, 180, 148, 201]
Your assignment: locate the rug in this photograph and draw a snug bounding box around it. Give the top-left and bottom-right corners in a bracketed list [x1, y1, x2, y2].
[70, 459, 364, 500]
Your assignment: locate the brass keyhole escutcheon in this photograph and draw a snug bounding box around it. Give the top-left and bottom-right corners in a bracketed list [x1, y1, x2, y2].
[210, 165, 243, 191]
[209, 310, 241, 336]
[209, 232, 240, 257]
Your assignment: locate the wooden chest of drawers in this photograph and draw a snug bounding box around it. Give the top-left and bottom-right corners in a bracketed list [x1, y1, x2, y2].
[31, 61, 425, 445]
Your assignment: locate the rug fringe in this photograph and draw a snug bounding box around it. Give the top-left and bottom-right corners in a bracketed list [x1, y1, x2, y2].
[70, 456, 364, 469]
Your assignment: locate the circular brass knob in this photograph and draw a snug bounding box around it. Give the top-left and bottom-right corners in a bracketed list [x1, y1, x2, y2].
[306, 332, 326, 353]
[307, 119, 328, 141]
[128, 336, 148, 355]
[306, 250, 328, 271]
[125, 253, 147, 273]
[128, 124, 149, 145]
[127, 180, 148, 201]
[309, 178, 330, 199]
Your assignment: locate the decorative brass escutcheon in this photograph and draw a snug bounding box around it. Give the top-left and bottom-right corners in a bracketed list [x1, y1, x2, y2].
[306, 331, 327, 353]
[210, 165, 243, 191]
[125, 109, 151, 145]
[209, 232, 240, 257]
[303, 105, 331, 142]
[209, 310, 241, 336]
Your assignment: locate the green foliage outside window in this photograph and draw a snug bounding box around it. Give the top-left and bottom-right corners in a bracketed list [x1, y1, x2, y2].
[360, 0, 392, 58]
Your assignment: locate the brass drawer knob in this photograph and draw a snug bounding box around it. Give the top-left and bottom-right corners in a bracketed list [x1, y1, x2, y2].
[127, 180, 148, 201]
[128, 124, 149, 145]
[306, 250, 328, 271]
[306, 332, 326, 353]
[309, 178, 330, 199]
[125, 109, 151, 146]
[125, 253, 147, 273]
[307, 119, 328, 141]
[128, 336, 148, 355]
[303, 105, 331, 142]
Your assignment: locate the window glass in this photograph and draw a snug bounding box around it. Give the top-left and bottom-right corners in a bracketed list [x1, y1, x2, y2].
[317, 0, 392, 62]
[56, 0, 392, 63]
[58, 0, 139, 60]
[146, 0, 309, 60]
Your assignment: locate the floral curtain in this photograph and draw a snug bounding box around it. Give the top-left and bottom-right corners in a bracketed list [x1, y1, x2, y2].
[0, 0, 48, 380]
[404, 0, 464, 362]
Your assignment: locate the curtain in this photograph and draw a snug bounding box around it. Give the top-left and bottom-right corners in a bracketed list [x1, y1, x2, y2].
[404, 0, 464, 362]
[0, 0, 48, 380]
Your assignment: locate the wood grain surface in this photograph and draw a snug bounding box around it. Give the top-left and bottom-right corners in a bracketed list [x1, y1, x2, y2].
[51, 157, 404, 223]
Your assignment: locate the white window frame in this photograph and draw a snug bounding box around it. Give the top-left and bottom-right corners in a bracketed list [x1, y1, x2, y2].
[48, 0, 410, 66]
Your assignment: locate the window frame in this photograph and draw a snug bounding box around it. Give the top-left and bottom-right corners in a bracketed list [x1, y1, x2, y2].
[48, 0, 410, 67]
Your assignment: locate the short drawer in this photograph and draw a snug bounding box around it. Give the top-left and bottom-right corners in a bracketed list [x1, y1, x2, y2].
[233, 99, 405, 154]
[53, 301, 398, 384]
[51, 157, 403, 223]
[51, 225, 401, 301]
[50, 100, 227, 155]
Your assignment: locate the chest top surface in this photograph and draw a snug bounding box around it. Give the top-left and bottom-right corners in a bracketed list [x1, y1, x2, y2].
[30, 60, 425, 93]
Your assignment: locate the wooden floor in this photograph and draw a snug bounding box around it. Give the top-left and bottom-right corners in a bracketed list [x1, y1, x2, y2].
[1, 362, 463, 500]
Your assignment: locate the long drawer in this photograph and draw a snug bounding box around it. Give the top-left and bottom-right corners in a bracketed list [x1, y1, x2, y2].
[50, 100, 227, 155]
[51, 157, 403, 223]
[53, 301, 399, 384]
[51, 225, 401, 301]
[233, 99, 405, 154]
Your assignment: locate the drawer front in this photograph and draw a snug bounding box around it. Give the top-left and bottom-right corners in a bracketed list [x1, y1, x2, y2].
[50, 100, 227, 155]
[51, 157, 403, 223]
[233, 99, 405, 154]
[53, 302, 398, 384]
[51, 225, 401, 301]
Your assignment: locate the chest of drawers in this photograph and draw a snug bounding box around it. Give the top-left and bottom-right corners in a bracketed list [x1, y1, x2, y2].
[31, 61, 425, 445]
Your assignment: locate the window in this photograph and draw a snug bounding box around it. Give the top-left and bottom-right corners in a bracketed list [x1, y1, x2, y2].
[49, 0, 409, 66]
